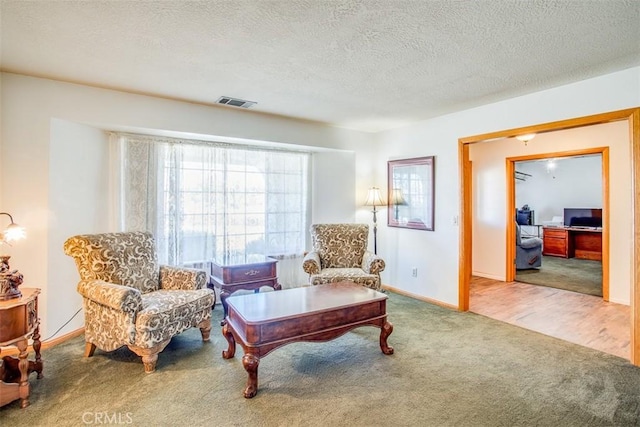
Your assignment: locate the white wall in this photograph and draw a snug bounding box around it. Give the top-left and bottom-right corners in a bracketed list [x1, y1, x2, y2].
[0, 73, 372, 338]
[470, 121, 631, 304]
[2, 66, 639, 336]
[48, 120, 111, 334]
[374, 66, 639, 307]
[311, 151, 357, 226]
[515, 155, 602, 224]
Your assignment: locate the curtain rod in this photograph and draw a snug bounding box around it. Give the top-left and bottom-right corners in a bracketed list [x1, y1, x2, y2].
[107, 131, 312, 155]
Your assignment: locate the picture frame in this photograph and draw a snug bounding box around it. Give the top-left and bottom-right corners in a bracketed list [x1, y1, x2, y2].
[387, 156, 435, 231]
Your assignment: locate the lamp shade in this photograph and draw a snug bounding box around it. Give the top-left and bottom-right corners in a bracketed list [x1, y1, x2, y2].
[4, 223, 26, 242]
[0, 212, 26, 244]
[364, 187, 385, 207]
[391, 188, 406, 205]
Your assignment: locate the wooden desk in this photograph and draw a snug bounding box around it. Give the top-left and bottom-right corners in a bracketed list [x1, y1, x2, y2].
[542, 227, 602, 261]
[0, 288, 43, 408]
[210, 254, 281, 320]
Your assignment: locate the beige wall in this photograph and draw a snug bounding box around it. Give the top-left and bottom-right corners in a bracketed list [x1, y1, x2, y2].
[0, 73, 372, 338]
[469, 122, 632, 304]
[374, 66, 639, 306]
[1, 66, 639, 339]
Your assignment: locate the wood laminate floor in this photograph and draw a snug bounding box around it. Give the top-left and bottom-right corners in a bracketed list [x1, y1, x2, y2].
[470, 276, 630, 360]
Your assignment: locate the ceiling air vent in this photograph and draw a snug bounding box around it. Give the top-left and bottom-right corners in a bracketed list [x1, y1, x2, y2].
[216, 96, 257, 108]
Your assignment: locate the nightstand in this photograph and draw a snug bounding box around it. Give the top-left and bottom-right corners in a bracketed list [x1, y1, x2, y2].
[0, 288, 43, 408]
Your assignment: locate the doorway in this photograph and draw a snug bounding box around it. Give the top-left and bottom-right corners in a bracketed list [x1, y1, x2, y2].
[510, 150, 607, 299]
[458, 108, 640, 366]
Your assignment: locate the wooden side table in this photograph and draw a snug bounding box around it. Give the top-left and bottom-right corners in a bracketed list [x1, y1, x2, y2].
[210, 254, 281, 321]
[0, 287, 43, 408]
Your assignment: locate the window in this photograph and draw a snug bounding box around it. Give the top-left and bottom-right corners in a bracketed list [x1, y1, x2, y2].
[117, 133, 310, 267]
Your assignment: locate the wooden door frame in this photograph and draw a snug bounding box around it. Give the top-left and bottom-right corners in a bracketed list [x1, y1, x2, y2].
[505, 148, 609, 301]
[458, 108, 640, 366]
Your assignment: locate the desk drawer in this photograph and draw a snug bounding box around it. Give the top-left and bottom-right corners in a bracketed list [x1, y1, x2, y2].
[213, 262, 277, 284]
[543, 237, 568, 257]
[542, 228, 566, 239]
[542, 227, 569, 258]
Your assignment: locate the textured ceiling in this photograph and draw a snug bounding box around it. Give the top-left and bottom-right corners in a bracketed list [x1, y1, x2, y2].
[1, 0, 639, 132]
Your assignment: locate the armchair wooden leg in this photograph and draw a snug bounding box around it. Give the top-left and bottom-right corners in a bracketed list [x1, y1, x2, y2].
[84, 342, 97, 357]
[198, 318, 212, 342]
[128, 339, 170, 373]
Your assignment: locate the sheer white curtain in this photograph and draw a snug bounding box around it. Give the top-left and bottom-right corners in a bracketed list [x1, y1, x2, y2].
[115, 133, 310, 288]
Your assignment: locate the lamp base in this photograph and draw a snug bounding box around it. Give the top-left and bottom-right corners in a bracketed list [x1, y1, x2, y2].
[0, 255, 23, 300]
[0, 286, 22, 301]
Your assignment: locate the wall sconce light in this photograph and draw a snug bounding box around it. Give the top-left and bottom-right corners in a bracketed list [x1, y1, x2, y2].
[516, 133, 536, 146]
[364, 187, 386, 254]
[1, 212, 26, 300]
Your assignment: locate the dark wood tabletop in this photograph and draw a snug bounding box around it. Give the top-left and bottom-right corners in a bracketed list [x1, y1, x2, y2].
[226, 282, 386, 323]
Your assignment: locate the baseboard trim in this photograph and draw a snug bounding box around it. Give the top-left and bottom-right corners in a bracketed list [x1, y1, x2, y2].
[472, 271, 506, 281]
[0, 327, 84, 356]
[382, 284, 458, 310]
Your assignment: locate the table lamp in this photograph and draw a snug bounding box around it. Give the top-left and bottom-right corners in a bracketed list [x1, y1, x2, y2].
[0, 212, 26, 300]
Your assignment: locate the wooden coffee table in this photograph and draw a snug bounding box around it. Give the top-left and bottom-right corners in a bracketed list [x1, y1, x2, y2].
[221, 281, 394, 398]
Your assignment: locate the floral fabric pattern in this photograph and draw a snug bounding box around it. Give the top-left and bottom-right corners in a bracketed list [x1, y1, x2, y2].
[77, 280, 143, 313]
[159, 265, 207, 290]
[64, 232, 160, 293]
[363, 252, 385, 275]
[136, 289, 213, 347]
[310, 223, 368, 268]
[83, 298, 137, 352]
[309, 268, 380, 289]
[303, 224, 385, 291]
[64, 232, 215, 369]
[302, 252, 321, 275]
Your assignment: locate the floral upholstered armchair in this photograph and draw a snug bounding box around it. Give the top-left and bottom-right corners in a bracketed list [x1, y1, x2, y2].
[302, 223, 385, 291]
[63, 231, 215, 373]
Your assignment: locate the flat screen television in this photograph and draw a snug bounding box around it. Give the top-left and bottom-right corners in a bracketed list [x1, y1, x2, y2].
[563, 208, 602, 228]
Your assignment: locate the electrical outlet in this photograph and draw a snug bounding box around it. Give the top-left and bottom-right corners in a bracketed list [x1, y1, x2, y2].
[411, 267, 418, 277]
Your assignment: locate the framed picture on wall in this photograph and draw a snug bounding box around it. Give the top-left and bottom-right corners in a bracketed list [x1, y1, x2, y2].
[387, 156, 435, 231]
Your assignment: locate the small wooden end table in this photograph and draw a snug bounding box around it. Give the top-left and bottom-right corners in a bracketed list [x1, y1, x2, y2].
[210, 253, 281, 321]
[222, 282, 393, 398]
[0, 288, 43, 408]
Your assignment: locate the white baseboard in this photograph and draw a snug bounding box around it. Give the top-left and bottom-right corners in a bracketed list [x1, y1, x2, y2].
[608, 296, 631, 306]
[472, 271, 506, 281]
[382, 284, 458, 310]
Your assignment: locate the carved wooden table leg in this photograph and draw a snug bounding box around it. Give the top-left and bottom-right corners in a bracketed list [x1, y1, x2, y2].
[32, 324, 43, 379]
[16, 339, 30, 408]
[221, 283, 393, 398]
[221, 323, 236, 359]
[242, 353, 260, 398]
[380, 320, 394, 355]
[220, 290, 231, 326]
